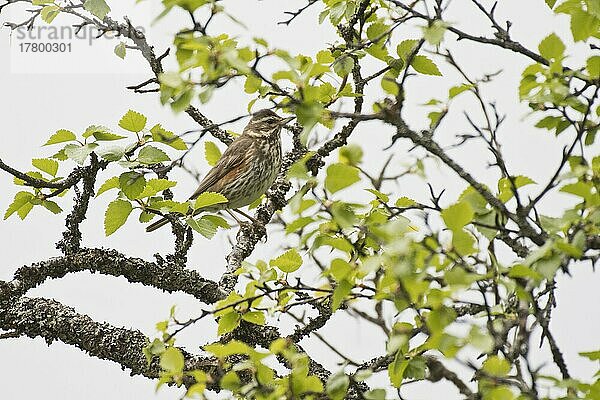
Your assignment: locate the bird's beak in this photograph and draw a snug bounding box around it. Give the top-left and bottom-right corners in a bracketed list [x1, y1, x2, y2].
[280, 116, 295, 126]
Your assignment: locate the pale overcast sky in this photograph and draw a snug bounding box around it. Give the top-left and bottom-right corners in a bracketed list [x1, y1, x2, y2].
[0, 1, 598, 399]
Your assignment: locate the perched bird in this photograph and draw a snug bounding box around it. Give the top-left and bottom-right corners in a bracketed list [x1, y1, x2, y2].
[146, 109, 293, 232]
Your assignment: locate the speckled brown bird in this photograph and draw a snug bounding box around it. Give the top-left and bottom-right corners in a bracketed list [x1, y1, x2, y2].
[146, 109, 293, 232]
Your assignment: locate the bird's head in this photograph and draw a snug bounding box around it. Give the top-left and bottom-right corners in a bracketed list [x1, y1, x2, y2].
[244, 109, 294, 139]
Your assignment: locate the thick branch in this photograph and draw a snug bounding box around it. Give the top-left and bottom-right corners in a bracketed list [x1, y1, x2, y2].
[0, 296, 220, 389]
[3, 248, 226, 304]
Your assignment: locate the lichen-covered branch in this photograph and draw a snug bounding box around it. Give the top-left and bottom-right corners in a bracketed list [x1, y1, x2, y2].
[0, 295, 221, 390]
[2, 248, 226, 305]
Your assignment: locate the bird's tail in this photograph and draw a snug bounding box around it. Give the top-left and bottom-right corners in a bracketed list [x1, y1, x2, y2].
[146, 216, 170, 232]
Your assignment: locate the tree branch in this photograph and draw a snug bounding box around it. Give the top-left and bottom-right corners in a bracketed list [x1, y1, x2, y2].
[3, 248, 226, 305]
[0, 295, 221, 390]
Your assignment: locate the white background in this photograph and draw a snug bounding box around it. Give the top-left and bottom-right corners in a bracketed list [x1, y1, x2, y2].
[0, 0, 598, 399]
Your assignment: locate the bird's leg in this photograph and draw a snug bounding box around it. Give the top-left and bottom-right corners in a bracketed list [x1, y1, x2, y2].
[231, 209, 267, 241]
[232, 209, 262, 225]
[225, 209, 245, 226]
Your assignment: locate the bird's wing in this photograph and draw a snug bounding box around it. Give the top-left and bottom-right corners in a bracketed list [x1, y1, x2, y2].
[188, 135, 253, 200]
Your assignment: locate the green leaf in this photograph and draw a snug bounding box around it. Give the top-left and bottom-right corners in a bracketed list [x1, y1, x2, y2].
[560, 181, 593, 202]
[570, 9, 600, 42]
[42, 200, 62, 214]
[467, 326, 494, 353]
[104, 199, 133, 236]
[332, 279, 352, 311]
[150, 124, 187, 150]
[64, 143, 97, 165]
[44, 129, 76, 146]
[285, 216, 314, 234]
[365, 188, 389, 203]
[204, 141, 222, 166]
[365, 22, 390, 61]
[484, 387, 515, 400]
[4, 191, 34, 220]
[325, 163, 360, 194]
[498, 175, 536, 202]
[388, 351, 408, 387]
[194, 192, 228, 210]
[326, 370, 350, 400]
[422, 20, 447, 45]
[296, 375, 324, 395]
[220, 371, 241, 391]
[118, 110, 147, 133]
[538, 33, 565, 60]
[159, 71, 183, 88]
[138, 178, 177, 198]
[555, 240, 583, 258]
[241, 311, 266, 325]
[328, 1, 345, 24]
[332, 56, 354, 77]
[449, 84, 472, 98]
[483, 355, 511, 376]
[329, 258, 353, 282]
[150, 200, 189, 214]
[396, 39, 419, 61]
[95, 131, 127, 142]
[217, 312, 241, 335]
[137, 145, 170, 164]
[381, 73, 399, 95]
[314, 234, 354, 254]
[40, 5, 60, 23]
[366, 22, 388, 41]
[244, 74, 262, 93]
[339, 144, 363, 165]
[426, 307, 457, 334]
[84, 125, 125, 141]
[316, 50, 334, 63]
[270, 248, 303, 273]
[395, 196, 418, 208]
[535, 254, 562, 280]
[404, 356, 427, 379]
[96, 176, 120, 197]
[204, 340, 254, 359]
[83, 0, 111, 20]
[508, 264, 543, 281]
[545, 0, 557, 8]
[441, 201, 473, 230]
[96, 146, 125, 162]
[364, 389, 387, 400]
[159, 347, 185, 373]
[32, 158, 58, 177]
[187, 216, 218, 239]
[579, 350, 600, 361]
[173, 88, 194, 112]
[114, 42, 126, 59]
[139, 211, 154, 223]
[119, 171, 147, 200]
[586, 55, 600, 78]
[411, 55, 442, 76]
[452, 230, 477, 255]
[330, 201, 357, 228]
[203, 214, 230, 229]
[296, 101, 324, 137]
